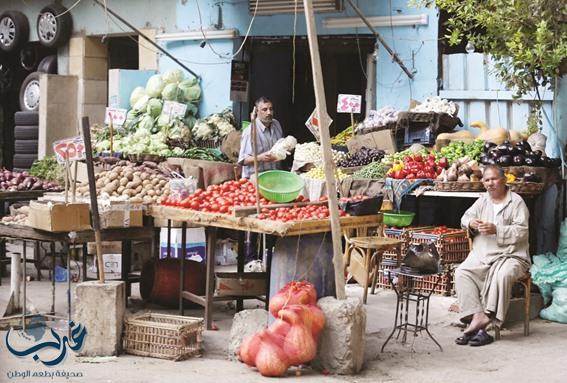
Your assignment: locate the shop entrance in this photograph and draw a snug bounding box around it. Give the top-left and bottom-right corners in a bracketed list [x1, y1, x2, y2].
[246, 35, 375, 143]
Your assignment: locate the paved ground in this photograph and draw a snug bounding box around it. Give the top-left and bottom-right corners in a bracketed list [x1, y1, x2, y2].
[1, 268, 567, 383]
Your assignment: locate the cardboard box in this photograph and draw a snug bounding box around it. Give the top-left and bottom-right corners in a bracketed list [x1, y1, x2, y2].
[28, 201, 91, 232]
[159, 227, 206, 263]
[215, 272, 267, 296]
[108, 69, 156, 109]
[87, 241, 122, 255]
[99, 201, 143, 229]
[347, 129, 397, 154]
[88, 253, 122, 280]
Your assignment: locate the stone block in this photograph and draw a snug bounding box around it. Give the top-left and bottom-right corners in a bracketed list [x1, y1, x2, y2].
[79, 104, 106, 125]
[69, 56, 107, 81]
[74, 281, 125, 356]
[78, 79, 107, 105]
[69, 36, 107, 58]
[227, 308, 268, 361]
[312, 297, 366, 375]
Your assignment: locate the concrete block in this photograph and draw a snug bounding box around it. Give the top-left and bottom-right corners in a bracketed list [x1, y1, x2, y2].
[69, 56, 108, 81]
[78, 79, 107, 105]
[138, 28, 158, 70]
[69, 36, 107, 58]
[74, 281, 125, 357]
[227, 309, 268, 361]
[79, 104, 106, 124]
[505, 293, 544, 324]
[312, 297, 366, 375]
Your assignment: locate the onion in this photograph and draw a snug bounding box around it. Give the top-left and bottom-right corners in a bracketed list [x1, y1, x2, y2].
[285, 304, 325, 338]
[239, 332, 262, 367]
[282, 320, 317, 366]
[255, 332, 289, 377]
[269, 281, 317, 317]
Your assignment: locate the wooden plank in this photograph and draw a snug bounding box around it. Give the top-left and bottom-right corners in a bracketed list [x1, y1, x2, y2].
[151, 205, 381, 237]
[466, 53, 486, 91]
[0, 191, 47, 201]
[303, 0, 346, 300]
[181, 291, 206, 306]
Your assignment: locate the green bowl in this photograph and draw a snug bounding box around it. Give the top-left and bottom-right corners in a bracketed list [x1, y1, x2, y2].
[382, 210, 415, 227]
[258, 170, 305, 203]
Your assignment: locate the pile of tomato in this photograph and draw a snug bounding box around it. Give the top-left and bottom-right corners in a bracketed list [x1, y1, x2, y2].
[257, 204, 347, 222]
[160, 178, 269, 213]
[427, 225, 460, 235]
[387, 153, 448, 180]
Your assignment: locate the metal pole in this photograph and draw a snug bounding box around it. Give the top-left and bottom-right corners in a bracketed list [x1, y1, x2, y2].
[344, 0, 414, 80]
[92, 0, 200, 79]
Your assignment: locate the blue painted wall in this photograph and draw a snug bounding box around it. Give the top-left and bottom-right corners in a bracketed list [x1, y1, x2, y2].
[163, 0, 439, 116]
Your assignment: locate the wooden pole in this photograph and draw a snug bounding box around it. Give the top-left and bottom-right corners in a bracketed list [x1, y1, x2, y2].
[250, 108, 261, 215]
[109, 118, 114, 157]
[81, 117, 106, 283]
[302, 0, 346, 299]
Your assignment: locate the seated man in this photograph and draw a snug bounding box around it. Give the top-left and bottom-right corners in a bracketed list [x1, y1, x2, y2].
[455, 165, 530, 346]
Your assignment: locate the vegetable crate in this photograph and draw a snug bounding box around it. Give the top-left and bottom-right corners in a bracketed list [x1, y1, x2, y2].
[409, 229, 470, 264]
[382, 226, 433, 259]
[123, 313, 204, 361]
[376, 259, 455, 296]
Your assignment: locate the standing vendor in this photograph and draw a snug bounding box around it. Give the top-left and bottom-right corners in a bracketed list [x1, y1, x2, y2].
[238, 96, 284, 178]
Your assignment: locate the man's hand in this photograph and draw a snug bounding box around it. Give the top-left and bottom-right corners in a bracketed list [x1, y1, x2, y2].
[469, 219, 483, 231]
[478, 222, 497, 235]
[260, 152, 277, 162]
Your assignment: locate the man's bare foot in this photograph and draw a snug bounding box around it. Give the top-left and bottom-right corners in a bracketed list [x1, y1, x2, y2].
[464, 312, 491, 334]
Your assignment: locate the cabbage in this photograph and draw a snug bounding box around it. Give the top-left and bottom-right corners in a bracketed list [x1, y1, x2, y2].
[183, 115, 197, 129]
[178, 80, 201, 102]
[145, 74, 165, 98]
[129, 87, 146, 108]
[139, 114, 155, 132]
[157, 114, 171, 128]
[133, 94, 150, 111]
[147, 98, 163, 117]
[161, 83, 180, 101]
[185, 103, 199, 117]
[162, 69, 185, 85]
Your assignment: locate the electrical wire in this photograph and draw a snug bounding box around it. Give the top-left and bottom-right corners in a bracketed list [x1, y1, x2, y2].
[195, 0, 260, 60]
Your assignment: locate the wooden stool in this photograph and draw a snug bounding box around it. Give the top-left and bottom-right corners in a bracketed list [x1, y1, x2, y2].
[494, 273, 532, 340]
[343, 236, 403, 304]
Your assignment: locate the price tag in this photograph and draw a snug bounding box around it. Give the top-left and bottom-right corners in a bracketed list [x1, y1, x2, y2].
[104, 107, 128, 126]
[162, 100, 187, 119]
[337, 94, 362, 114]
[305, 109, 332, 142]
[53, 136, 86, 164]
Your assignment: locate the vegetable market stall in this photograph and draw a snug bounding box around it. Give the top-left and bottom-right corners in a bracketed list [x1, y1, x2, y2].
[150, 204, 382, 329]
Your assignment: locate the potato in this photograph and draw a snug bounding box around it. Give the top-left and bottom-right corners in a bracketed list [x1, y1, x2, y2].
[147, 189, 156, 197]
[96, 179, 105, 188]
[135, 185, 143, 193]
[117, 186, 125, 194]
[151, 178, 160, 186]
[143, 196, 153, 204]
[107, 171, 119, 181]
[102, 180, 119, 194]
[131, 181, 142, 189]
[124, 172, 134, 181]
[158, 179, 167, 187]
[119, 177, 129, 186]
[130, 197, 143, 203]
[140, 173, 149, 181]
[142, 180, 151, 187]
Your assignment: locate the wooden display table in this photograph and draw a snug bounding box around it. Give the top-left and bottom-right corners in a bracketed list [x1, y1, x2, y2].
[150, 205, 382, 329]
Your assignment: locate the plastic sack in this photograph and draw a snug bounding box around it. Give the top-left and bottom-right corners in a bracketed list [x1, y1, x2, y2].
[539, 287, 567, 323]
[403, 243, 440, 274]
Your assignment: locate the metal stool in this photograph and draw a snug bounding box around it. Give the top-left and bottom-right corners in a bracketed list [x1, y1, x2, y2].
[343, 236, 403, 304]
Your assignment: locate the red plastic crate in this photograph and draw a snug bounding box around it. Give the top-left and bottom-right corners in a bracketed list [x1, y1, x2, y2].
[409, 228, 470, 264]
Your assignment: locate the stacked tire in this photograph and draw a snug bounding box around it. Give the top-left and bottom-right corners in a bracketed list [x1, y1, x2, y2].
[13, 111, 39, 172]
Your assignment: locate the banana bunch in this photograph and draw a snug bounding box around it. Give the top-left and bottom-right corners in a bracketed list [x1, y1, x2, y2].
[331, 126, 353, 145]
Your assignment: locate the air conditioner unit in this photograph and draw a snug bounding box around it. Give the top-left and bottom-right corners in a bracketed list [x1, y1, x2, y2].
[249, 0, 342, 15]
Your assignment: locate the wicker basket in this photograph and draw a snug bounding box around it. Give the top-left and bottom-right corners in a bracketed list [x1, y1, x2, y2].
[123, 313, 204, 361]
[409, 228, 470, 264]
[507, 182, 545, 195]
[434, 181, 485, 192]
[194, 139, 221, 149]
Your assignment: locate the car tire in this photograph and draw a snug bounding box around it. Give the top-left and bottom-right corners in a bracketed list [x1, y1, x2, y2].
[19, 72, 40, 112]
[14, 111, 39, 125]
[13, 153, 37, 169]
[0, 11, 30, 52]
[15, 126, 39, 140]
[37, 4, 72, 48]
[15, 140, 39, 154]
[37, 54, 57, 74]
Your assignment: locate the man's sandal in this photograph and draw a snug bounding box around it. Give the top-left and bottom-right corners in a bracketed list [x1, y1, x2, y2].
[455, 330, 479, 345]
[469, 329, 494, 346]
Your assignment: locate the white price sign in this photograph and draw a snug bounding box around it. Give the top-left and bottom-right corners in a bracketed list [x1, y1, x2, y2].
[305, 109, 332, 142]
[162, 101, 188, 119]
[53, 136, 86, 164]
[104, 107, 128, 126]
[337, 94, 362, 114]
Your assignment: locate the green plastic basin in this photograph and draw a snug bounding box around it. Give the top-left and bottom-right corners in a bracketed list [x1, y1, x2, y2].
[382, 210, 415, 227]
[258, 170, 304, 203]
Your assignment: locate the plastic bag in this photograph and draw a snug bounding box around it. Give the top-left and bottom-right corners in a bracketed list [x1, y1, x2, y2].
[403, 242, 440, 274]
